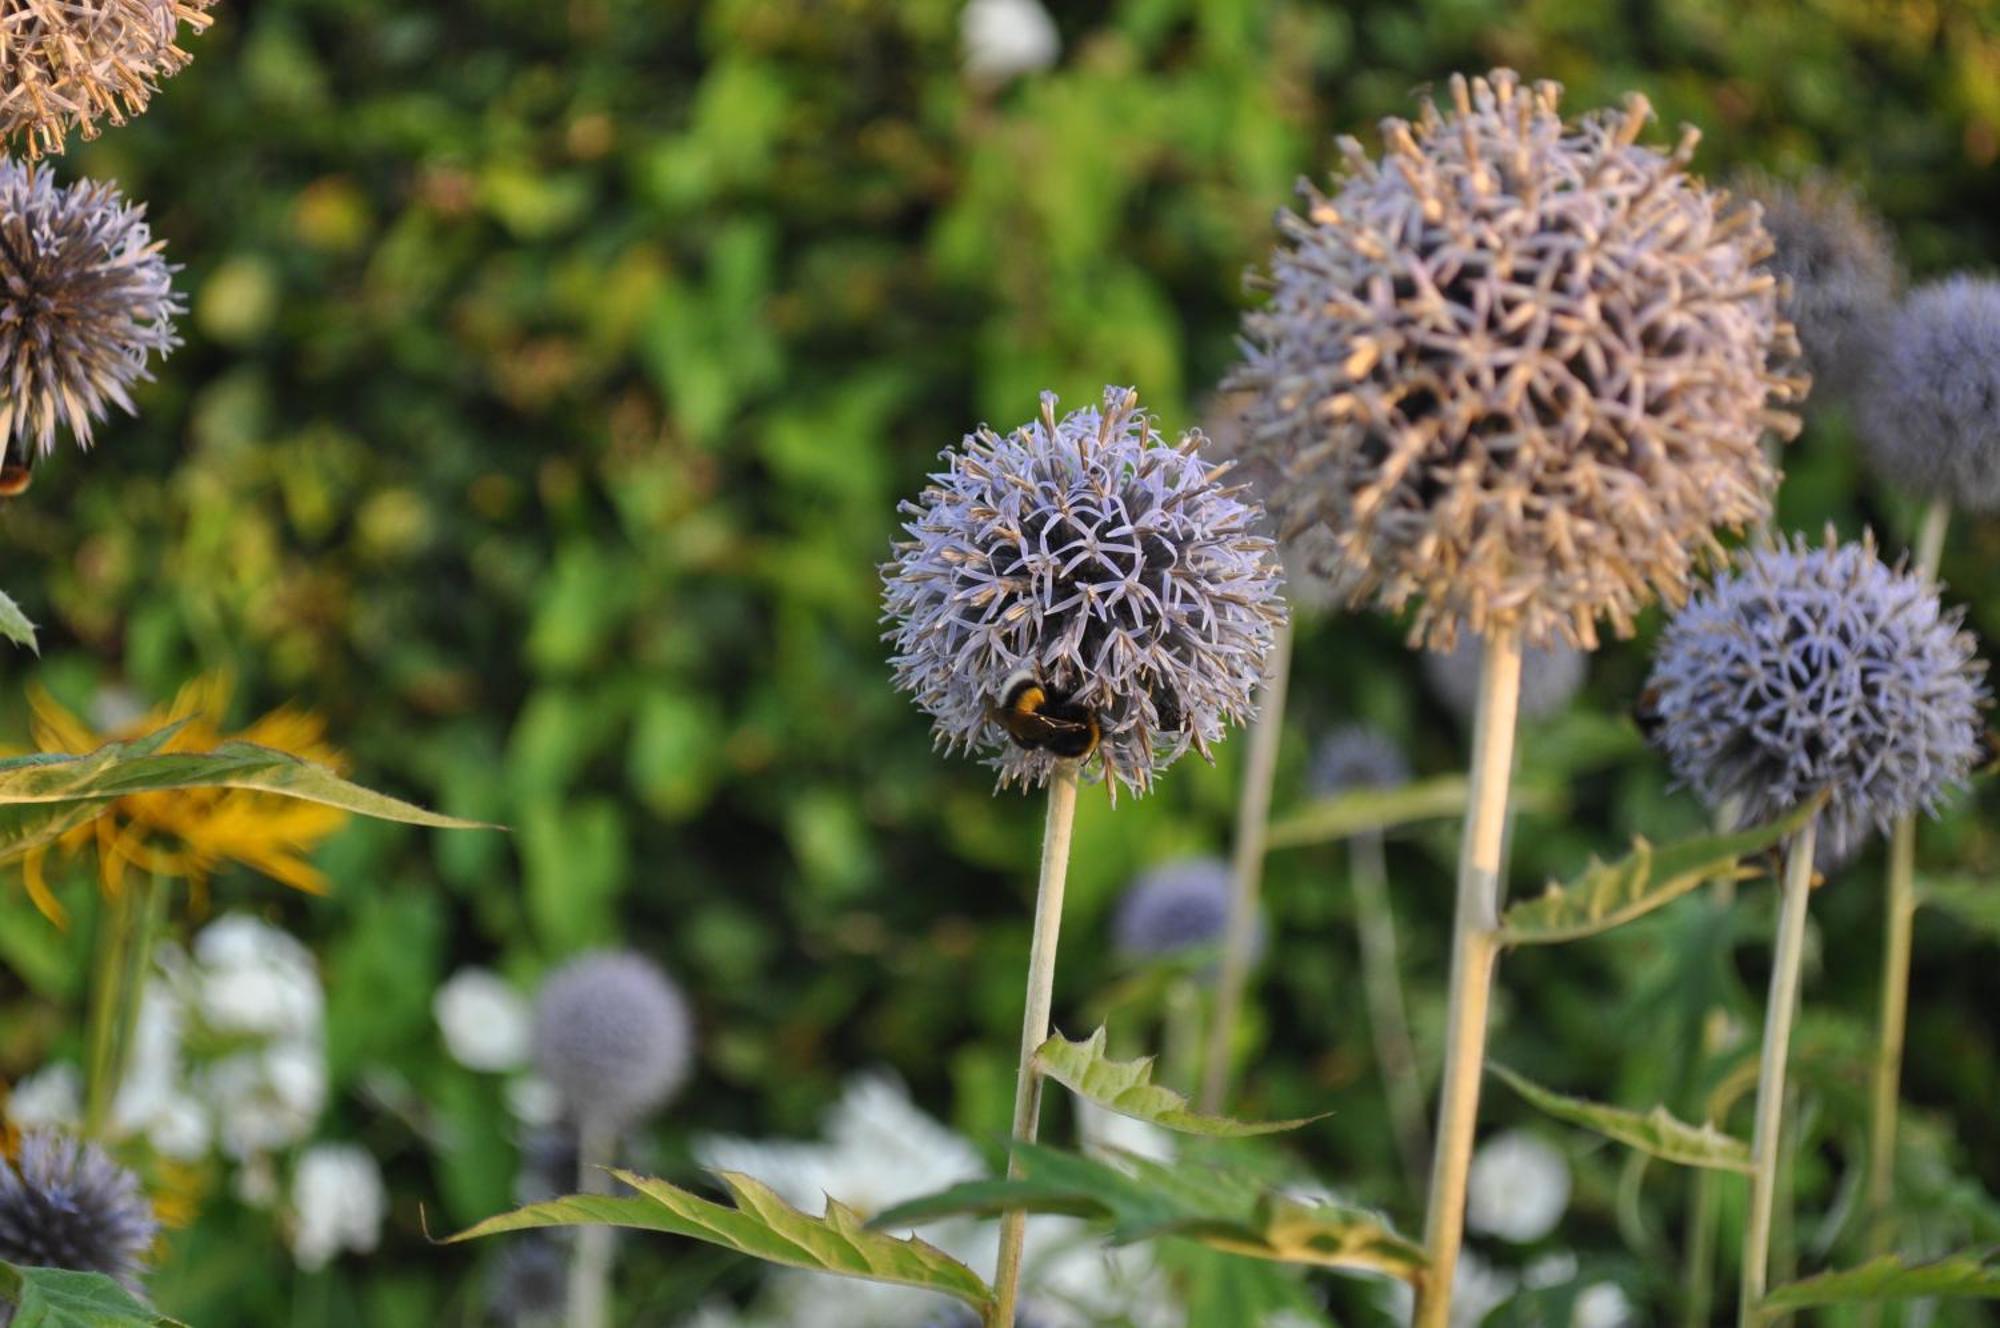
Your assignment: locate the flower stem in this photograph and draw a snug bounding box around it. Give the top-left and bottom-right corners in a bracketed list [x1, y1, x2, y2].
[1740, 815, 1819, 1326]
[1352, 825, 1429, 1190]
[82, 875, 164, 1138]
[568, 1117, 619, 1328]
[989, 761, 1080, 1328]
[1413, 627, 1523, 1328]
[1200, 617, 1293, 1115]
[1682, 796, 1747, 1328]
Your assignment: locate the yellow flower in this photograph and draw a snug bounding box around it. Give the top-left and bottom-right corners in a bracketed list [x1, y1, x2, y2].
[20, 676, 350, 926]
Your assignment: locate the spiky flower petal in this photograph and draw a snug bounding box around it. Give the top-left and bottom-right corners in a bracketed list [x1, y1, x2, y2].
[0, 1131, 156, 1292]
[532, 951, 694, 1136]
[882, 387, 1287, 799]
[0, 162, 180, 461]
[1857, 276, 2000, 511]
[1309, 724, 1410, 798]
[1232, 69, 1802, 650]
[0, 0, 216, 158]
[1424, 634, 1587, 724]
[1646, 532, 1987, 862]
[1735, 171, 1899, 398]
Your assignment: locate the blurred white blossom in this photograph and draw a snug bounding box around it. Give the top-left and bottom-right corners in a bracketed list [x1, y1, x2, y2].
[288, 1143, 387, 1271]
[1467, 1130, 1571, 1243]
[194, 915, 323, 1039]
[960, 0, 1058, 83]
[4, 1063, 81, 1130]
[1076, 1099, 1175, 1165]
[1574, 1282, 1635, 1328]
[434, 967, 532, 1072]
[1383, 1249, 1516, 1328]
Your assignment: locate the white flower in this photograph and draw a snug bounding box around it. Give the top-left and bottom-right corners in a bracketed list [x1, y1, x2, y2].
[195, 915, 322, 1040]
[434, 968, 532, 1072]
[289, 1143, 387, 1272]
[1383, 1250, 1517, 1328]
[110, 988, 184, 1136]
[146, 1094, 213, 1161]
[960, 0, 1058, 83]
[1573, 1282, 1635, 1328]
[1026, 1221, 1181, 1328]
[202, 1044, 325, 1158]
[505, 1074, 562, 1127]
[1076, 1099, 1175, 1164]
[4, 1063, 81, 1130]
[1467, 1130, 1571, 1243]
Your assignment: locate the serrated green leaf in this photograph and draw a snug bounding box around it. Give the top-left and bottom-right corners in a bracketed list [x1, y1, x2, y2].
[1761, 1248, 2000, 1309]
[0, 589, 36, 652]
[1497, 798, 1821, 946]
[447, 1170, 992, 1309]
[873, 1143, 1424, 1283]
[0, 1261, 186, 1327]
[1920, 877, 2000, 940]
[0, 727, 191, 868]
[1034, 1028, 1322, 1137]
[1490, 1064, 1752, 1173]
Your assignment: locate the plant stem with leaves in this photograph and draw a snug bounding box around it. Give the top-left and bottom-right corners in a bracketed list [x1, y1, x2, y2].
[1200, 618, 1292, 1115]
[990, 761, 1080, 1328]
[1414, 628, 1523, 1328]
[1741, 815, 1820, 1325]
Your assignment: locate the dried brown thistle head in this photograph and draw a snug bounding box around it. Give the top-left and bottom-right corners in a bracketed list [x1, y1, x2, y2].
[0, 0, 217, 158]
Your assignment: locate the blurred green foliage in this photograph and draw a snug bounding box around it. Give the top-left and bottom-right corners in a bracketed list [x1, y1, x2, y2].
[4, 0, 2000, 1323]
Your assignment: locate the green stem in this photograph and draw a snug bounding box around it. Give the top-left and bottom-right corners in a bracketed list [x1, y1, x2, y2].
[82, 885, 135, 1138]
[1740, 816, 1819, 1326]
[1413, 627, 1523, 1328]
[1351, 826, 1428, 1191]
[1682, 796, 1747, 1328]
[989, 762, 1080, 1328]
[1161, 977, 1203, 1098]
[1200, 617, 1292, 1115]
[568, 1117, 619, 1328]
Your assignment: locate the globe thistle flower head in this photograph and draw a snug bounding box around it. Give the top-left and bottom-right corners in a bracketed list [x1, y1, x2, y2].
[0, 0, 217, 159]
[1735, 170, 1899, 396]
[0, 1131, 157, 1292]
[1231, 69, 1803, 651]
[1424, 634, 1588, 724]
[0, 162, 181, 464]
[882, 387, 1288, 800]
[1857, 276, 2000, 511]
[1646, 531, 1988, 862]
[532, 951, 694, 1136]
[1112, 855, 1261, 968]
[1199, 388, 1355, 615]
[1309, 724, 1410, 798]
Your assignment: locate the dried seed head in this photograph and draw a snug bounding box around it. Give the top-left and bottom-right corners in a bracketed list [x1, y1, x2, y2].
[1857, 276, 2000, 511]
[0, 1131, 157, 1293]
[1646, 532, 1988, 862]
[532, 951, 695, 1136]
[0, 0, 217, 158]
[0, 162, 180, 461]
[882, 387, 1288, 800]
[1309, 724, 1410, 798]
[1231, 69, 1803, 651]
[1424, 633, 1587, 724]
[1734, 170, 1899, 399]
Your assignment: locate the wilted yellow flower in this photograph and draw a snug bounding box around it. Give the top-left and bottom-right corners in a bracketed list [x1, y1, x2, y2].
[20, 675, 349, 925]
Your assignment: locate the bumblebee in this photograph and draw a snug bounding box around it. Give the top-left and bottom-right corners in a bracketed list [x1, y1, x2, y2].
[988, 670, 1101, 761]
[1632, 685, 1665, 742]
[0, 453, 31, 498]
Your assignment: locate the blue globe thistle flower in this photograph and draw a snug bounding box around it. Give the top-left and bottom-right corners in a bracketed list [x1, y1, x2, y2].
[1112, 856, 1261, 968]
[0, 1132, 157, 1295]
[1231, 70, 1802, 651]
[0, 163, 181, 465]
[532, 951, 694, 1136]
[1646, 533, 1988, 862]
[1424, 634, 1588, 724]
[882, 387, 1288, 800]
[1858, 276, 2000, 511]
[1309, 725, 1410, 799]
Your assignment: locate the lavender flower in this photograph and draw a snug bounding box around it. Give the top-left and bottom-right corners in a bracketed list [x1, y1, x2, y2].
[0, 164, 180, 463]
[1735, 171, 1899, 396]
[1309, 725, 1409, 798]
[1231, 70, 1802, 650]
[1423, 635, 1587, 725]
[1858, 276, 2000, 511]
[532, 952, 694, 1136]
[1112, 856, 1259, 967]
[0, 1132, 157, 1295]
[1646, 532, 1987, 862]
[882, 387, 1287, 800]
[0, 0, 216, 158]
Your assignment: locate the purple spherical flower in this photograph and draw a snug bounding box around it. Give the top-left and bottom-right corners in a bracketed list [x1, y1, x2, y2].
[1423, 634, 1587, 725]
[1309, 725, 1410, 799]
[0, 1132, 157, 1296]
[1112, 856, 1260, 968]
[532, 951, 694, 1136]
[1858, 276, 2000, 511]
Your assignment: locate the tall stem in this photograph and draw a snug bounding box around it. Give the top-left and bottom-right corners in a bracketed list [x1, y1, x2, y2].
[1682, 796, 1747, 1328]
[1200, 618, 1293, 1115]
[1413, 627, 1523, 1328]
[83, 885, 135, 1138]
[1861, 498, 1948, 1327]
[568, 1118, 618, 1328]
[1740, 816, 1819, 1326]
[1351, 826, 1428, 1189]
[989, 762, 1080, 1328]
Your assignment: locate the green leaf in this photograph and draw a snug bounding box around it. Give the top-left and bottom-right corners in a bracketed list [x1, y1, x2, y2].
[446, 1170, 992, 1310]
[874, 1143, 1424, 1284]
[1920, 877, 2000, 940]
[1266, 776, 1562, 850]
[1762, 1248, 2000, 1310]
[1497, 798, 1821, 946]
[1033, 1028, 1323, 1137]
[0, 1261, 186, 1327]
[0, 589, 36, 652]
[1490, 1064, 1752, 1173]
[0, 727, 191, 868]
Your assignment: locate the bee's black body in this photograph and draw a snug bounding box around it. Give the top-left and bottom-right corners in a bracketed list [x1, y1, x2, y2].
[988, 670, 1101, 761]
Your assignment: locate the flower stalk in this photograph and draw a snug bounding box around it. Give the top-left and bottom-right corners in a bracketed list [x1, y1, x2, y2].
[82, 873, 165, 1138]
[1352, 820, 1429, 1189]
[1199, 617, 1292, 1114]
[990, 760, 1080, 1328]
[1414, 627, 1523, 1328]
[568, 1119, 619, 1328]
